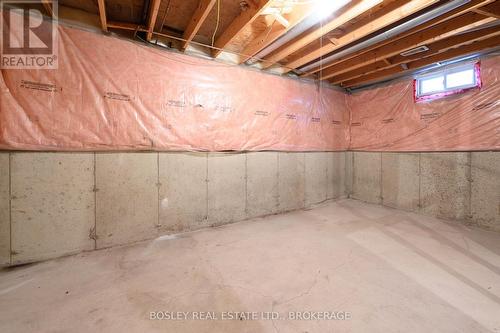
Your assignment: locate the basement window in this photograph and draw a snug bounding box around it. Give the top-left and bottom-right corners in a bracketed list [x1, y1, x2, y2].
[414, 62, 481, 102]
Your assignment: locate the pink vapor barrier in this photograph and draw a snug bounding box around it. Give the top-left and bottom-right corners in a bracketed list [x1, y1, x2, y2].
[1, 14, 499, 152]
[347, 56, 500, 151]
[0, 20, 349, 152]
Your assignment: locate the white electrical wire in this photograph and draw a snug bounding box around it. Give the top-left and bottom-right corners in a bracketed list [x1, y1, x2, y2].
[211, 0, 221, 47]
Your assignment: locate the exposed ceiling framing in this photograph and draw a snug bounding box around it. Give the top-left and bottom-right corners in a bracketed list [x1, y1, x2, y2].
[42, 0, 55, 18]
[53, 0, 500, 88]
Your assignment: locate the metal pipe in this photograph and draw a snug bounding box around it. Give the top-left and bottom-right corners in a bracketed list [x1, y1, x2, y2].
[349, 47, 500, 91]
[248, 13, 320, 62]
[298, 0, 471, 73]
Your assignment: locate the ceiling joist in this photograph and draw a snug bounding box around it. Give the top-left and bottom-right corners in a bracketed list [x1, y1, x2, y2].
[472, 2, 500, 19]
[283, 0, 440, 73]
[182, 0, 217, 50]
[42, 0, 55, 18]
[212, 0, 274, 58]
[331, 24, 500, 84]
[260, 0, 383, 69]
[60, 0, 499, 89]
[96, 0, 107, 32]
[319, 12, 496, 81]
[302, 0, 497, 77]
[238, 1, 317, 64]
[340, 34, 500, 87]
[107, 21, 148, 32]
[146, 0, 162, 41]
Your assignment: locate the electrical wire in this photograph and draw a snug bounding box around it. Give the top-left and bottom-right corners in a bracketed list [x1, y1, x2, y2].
[211, 0, 221, 47]
[159, 0, 172, 31]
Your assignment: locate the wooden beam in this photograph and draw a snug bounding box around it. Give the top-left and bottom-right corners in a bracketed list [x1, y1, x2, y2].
[146, 0, 162, 41]
[212, 0, 274, 58]
[284, 0, 439, 73]
[319, 12, 495, 81]
[302, 0, 496, 77]
[97, 0, 107, 32]
[107, 21, 148, 32]
[41, 0, 54, 18]
[472, 2, 500, 19]
[330, 24, 500, 84]
[260, 0, 383, 69]
[182, 0, 216, 50]
[340, 35, 500, 87]
[238, 1, 317, 64]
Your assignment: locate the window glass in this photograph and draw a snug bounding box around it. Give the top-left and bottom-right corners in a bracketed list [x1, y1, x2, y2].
[420, 76, 444, 94]
[414, 62, 480, 102]
[446, 69, 474, 89]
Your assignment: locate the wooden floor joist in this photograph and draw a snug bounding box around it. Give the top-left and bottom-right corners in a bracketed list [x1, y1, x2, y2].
[97, 0, 107, 32]
[211, 0, 273, 58]
[283, 0, 439, 74]
[330, 24, 500, 84]
[55, 0, 499, 88]
[260, 0, 383, 69]
[41, 0, 55, 18]
[472, 2, 500, 19]
[340, 35, 500, 87]
[146, 0, 162, 41]
[182, 0, 217, 50]
[238, 1, 317, 64]
[301, 0, 496, 77]
[107, 21, 148, 32]
[319, 12, 496, 81]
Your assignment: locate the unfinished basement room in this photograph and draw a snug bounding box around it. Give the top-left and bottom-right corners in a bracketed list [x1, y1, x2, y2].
[0, 0, 499, 332]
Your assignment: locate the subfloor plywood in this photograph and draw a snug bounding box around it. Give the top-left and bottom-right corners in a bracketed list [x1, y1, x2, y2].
[10, 153, 94, 264]
[95, 153, 158, 248]
[1, 200, 500, 332]
[0, 153, 10, 266]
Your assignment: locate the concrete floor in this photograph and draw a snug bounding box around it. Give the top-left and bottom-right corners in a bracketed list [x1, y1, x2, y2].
[1, 199, 500, 333]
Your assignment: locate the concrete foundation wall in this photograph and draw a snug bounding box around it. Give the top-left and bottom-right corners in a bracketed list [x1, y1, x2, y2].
[349, 151, 500, 232]
[2, 150, 497, 266]
[0, 151, 348, 266]
[0, 153, 9, 266]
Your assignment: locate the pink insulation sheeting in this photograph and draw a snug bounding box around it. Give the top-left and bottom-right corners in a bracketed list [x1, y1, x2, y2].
[0, 23, 350, 151]
[348, 56, 500, 151]
[1, 19, 499, 152]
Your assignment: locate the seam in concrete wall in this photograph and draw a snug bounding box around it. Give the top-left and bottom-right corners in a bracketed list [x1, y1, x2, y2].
[468, 152, 473, 221]
[418, 154, 422, 211]
[303, 153, 306, 207]
[156, 153, 160, 228]
[205, 153, 209, 222]
[351, 153, 355, 199]
[380, 152, 383, 203]
[245, 154, 248, 216]
[205, 153, 208, 221]
[93, 153, 97, 250]
[277, 153, 281, 210]
[8, 153, 12, 265]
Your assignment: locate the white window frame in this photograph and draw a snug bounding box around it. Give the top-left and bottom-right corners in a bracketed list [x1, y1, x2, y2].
[415, 62, 480, 101]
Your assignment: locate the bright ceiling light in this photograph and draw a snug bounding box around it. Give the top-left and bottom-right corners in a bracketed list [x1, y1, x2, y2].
[313, 0, 351, 21]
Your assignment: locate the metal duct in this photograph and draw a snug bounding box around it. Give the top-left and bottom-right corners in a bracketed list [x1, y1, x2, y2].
[248, 14, 320, 62]
[298, 0, 471, 73]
